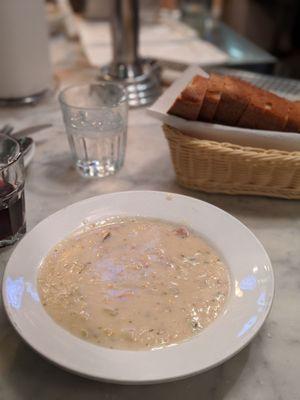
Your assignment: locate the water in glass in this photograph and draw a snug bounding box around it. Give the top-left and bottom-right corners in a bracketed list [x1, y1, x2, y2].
[59, 83, 128, 178]
[67, 108, 126, 178]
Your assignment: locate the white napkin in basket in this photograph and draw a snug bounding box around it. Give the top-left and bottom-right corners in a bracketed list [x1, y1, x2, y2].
[147, 65, 300, 152]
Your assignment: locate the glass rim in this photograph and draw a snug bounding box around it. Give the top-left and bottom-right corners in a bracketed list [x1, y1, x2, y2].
[58, 82, 127, 111]
[0, 133, 22, 172]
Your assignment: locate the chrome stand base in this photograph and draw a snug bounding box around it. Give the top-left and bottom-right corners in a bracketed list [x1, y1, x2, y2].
[100, 59, 161, 108]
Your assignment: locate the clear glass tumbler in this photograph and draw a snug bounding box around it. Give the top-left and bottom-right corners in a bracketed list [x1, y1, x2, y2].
[59, 82, 128, 178]
[0, 134, 26, 247]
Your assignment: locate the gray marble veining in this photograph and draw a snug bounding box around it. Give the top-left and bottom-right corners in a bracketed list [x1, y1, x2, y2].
[0, 36, 299, 400]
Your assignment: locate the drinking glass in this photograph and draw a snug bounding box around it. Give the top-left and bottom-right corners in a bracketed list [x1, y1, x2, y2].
[59, 82, 128, 178]
[0, 134, 26, 247]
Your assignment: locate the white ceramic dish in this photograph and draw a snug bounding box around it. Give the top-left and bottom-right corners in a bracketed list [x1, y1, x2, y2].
[2, 191, 274, 384]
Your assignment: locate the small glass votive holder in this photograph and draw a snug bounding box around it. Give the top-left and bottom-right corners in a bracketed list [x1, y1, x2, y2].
[59, 82, 128, 178]
[0, 134, 26, 247]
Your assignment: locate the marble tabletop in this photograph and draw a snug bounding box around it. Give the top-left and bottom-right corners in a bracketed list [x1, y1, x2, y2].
[0, 36, 300, 400]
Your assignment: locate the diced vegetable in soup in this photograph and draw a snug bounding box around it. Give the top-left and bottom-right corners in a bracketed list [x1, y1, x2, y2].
[38, 217, 230, 350]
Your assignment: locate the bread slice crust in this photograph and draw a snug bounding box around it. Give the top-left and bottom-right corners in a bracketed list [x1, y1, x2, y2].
[168, 75, 208, 120]
[214, 76, 252, 126]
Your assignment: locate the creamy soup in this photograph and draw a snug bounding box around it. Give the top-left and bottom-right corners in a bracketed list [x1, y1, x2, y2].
[38, 217, 230, 350]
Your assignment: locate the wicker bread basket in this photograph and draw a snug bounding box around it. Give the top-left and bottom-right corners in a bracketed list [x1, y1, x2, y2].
[163, 124, 300, 199]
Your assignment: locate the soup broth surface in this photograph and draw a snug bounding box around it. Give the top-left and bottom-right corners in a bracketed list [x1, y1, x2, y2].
[38, 217, 230, 350]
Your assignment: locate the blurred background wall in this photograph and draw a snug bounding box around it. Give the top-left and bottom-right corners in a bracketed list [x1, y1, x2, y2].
[222, 0, 300, 77]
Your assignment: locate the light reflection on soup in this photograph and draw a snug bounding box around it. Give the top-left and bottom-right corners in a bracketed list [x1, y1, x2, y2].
[38, 217, 230, 350]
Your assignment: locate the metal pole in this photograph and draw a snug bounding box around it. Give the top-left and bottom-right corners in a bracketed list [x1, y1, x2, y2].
[110, 0, 143, 78]
[101, 0, 161, 107]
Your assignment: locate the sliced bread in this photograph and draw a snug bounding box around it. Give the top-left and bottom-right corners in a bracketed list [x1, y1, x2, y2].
[169, 72, 299, 133]
[238, 89, 290, 131]
[197, 74, 224, 122]
[285, 101, 300, 133]
[214, 76, 252, 126]
[168, 75, 208, 120]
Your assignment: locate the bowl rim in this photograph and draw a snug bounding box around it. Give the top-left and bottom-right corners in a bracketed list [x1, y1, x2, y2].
[2, 190, 274, 384]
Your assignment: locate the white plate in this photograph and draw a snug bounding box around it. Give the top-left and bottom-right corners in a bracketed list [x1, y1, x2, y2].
[2, 191, 274, 384]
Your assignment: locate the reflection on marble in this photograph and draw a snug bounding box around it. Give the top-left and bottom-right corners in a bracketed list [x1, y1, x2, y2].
[0, 36, 300, 399]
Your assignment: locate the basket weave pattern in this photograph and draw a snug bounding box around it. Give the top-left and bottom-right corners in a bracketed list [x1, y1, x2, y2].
[163, 124, 300, 199]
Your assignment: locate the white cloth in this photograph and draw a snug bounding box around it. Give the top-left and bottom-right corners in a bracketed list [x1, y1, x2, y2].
[76, 17, 229, 67]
